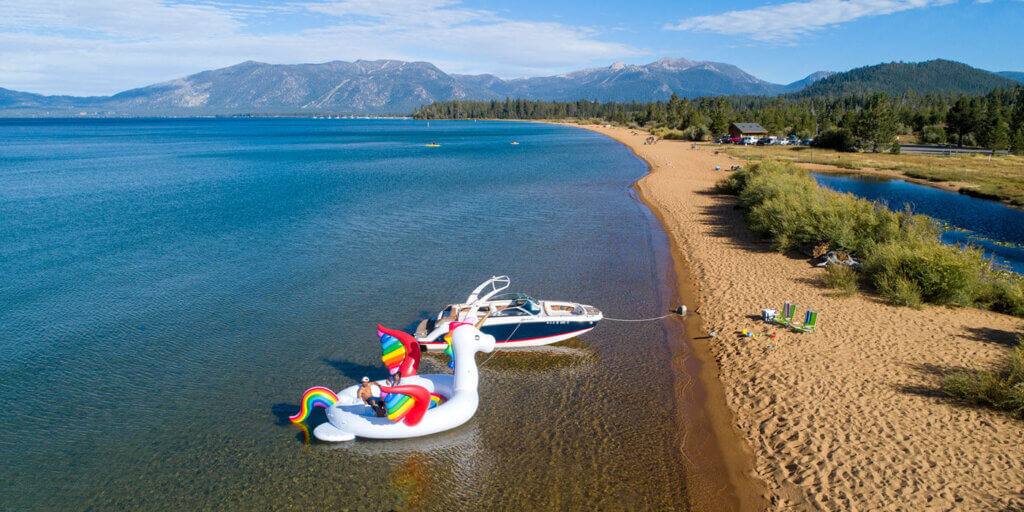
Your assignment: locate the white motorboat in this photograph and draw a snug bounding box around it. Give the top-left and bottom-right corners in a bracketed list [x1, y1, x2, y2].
[414, 276, 602, 350]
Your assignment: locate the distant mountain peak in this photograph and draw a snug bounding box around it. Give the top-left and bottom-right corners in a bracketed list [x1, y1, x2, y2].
[805, 70, 836, 80]
[609, 62, 627, 71]
[785, 70, 836, 91]
[650, 57, 696, 70]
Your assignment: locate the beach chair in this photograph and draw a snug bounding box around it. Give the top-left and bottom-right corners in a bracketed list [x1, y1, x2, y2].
[792, 310, 819, 334]
[772, 302, 796, 327]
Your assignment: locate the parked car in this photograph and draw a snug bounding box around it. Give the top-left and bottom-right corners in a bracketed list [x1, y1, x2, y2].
[756, 136, 777, 146]
[777, 138, 791, 146]
[741, 136, 759, 145]
[729, 136, 742, 144]
[714, 135, 731, 144]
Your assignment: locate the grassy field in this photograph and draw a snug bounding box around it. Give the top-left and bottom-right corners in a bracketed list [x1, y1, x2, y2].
[718, 145, 1024, 206]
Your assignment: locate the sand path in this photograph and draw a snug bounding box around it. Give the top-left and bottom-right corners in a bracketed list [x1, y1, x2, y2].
[578, 125, 1024, 511]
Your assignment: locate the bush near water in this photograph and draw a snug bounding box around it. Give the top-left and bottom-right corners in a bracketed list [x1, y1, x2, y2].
[716, 160, 1024, 316]
[821, 264, 860, 297]
[944, 339, 1024, 419]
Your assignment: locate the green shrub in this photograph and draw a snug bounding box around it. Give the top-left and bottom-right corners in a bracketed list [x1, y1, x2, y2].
[980, 276, 1024, 316]
[812, 128, 858, 152]
[719, 159, 1024, 317]
[822, 265, 859, 296]
[874, 273, 923, 307]
[863, 240, 990, 307]
[944, 340, 1024, 418]
[921, 124, 947, 144]
[682, 125, 711, 141]
[651, 125, 711, 141]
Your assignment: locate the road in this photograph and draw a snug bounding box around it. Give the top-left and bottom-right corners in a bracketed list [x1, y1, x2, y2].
[899, 144, 1008, 156]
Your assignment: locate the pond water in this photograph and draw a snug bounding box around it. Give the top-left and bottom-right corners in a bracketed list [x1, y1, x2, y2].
[811, 172, 1024, 273]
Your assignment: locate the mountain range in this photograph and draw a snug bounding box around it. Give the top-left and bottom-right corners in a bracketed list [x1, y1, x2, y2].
[0, 58, 1018, 116]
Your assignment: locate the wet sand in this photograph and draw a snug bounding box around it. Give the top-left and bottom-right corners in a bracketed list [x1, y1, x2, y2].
[571, 124, 1024, 510]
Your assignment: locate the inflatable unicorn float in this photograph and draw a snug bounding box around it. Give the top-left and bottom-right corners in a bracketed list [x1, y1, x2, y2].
[290, 321, 495, 442]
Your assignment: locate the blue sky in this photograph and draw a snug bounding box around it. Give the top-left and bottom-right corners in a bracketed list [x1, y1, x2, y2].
[1, 0, 1022, 95]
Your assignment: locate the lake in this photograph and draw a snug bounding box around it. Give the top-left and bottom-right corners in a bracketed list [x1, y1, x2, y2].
[0, 118, 710, 510]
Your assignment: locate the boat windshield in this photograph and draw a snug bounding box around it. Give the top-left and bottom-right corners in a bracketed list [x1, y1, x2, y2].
[515, 297, 541, 314]
[493, 306, 531, 317]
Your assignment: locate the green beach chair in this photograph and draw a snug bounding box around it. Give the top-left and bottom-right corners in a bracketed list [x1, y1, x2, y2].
[792, 310, 819, 333]
[772, 302, 796, 327]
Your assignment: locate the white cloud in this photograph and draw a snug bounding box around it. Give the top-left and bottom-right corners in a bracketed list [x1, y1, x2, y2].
[0, 0, 641, 95]
[666, 0, 958, 43]
[0, 0, 244, 38]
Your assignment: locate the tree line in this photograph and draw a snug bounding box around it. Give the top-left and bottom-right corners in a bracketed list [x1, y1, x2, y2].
[413, 87, 1024, 154]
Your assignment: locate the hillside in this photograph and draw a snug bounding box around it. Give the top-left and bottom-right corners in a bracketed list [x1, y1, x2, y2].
[793, 60, 1018, 97]
[1000, 71, 1024, 83]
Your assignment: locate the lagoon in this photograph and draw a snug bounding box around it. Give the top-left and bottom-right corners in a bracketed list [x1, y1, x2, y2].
[811, 172, 1024, 273]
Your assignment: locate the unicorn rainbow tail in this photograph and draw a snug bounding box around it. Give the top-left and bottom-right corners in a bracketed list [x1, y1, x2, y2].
[289, 386, 339, 423]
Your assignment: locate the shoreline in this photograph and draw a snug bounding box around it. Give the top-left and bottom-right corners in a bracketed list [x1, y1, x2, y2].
[627, 139, 767, 511]
[565, 123, 1024, 510]
[563, 121, 767, 510]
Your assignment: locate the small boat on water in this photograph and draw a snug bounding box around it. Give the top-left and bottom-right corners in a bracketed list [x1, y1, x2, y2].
[510, 141, 519, 145]
[415, 276, 602, 350]
[425, 142, 441, 147]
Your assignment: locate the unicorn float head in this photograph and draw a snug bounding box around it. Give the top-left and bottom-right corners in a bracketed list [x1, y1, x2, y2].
[291, 322, 495, 442]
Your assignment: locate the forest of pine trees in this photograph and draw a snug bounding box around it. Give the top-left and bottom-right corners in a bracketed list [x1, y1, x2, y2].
[413, 87, 1024, 154]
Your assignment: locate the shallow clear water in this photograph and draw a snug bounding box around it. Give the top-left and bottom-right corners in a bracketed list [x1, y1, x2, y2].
[0, 119, 695, 510]
[811, 172, 1024, 272]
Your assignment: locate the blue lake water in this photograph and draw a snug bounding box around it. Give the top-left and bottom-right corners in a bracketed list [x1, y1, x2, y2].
[0, 118, 713, 510]
[811, 173, 1024, 273]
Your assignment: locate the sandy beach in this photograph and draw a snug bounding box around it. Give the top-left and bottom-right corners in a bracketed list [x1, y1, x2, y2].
[576, 124, 1024, 510]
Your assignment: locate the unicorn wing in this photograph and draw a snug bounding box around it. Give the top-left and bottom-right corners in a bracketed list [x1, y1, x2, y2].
[377, 325, 421, 377]
[378, 328, 407, 375]
[379, 384, 431, 426]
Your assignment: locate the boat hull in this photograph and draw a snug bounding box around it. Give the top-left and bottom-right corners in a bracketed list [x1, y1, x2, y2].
[420, 320, 597, 350]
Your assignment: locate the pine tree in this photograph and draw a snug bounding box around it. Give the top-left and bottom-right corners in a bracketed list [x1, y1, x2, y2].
[946, 95, 982, 147]
[1011, 87, 1024, 134]
[667, 93, 682, 129]
[709, 97, 730, 136]
[1010, 128, 1024, 155]
[855, 93, 898, 152]
[988, 120, 1010, 152]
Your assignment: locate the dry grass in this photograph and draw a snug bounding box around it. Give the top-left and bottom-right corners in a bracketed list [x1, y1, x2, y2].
[719, 145, 1024, 206]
